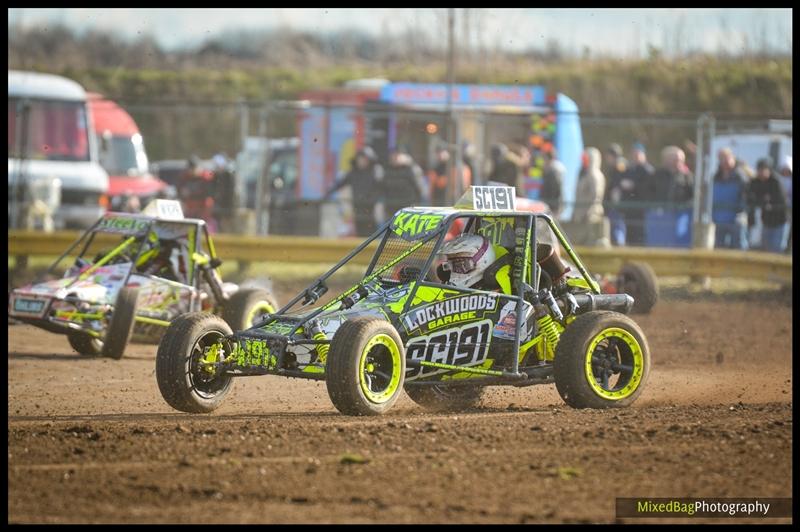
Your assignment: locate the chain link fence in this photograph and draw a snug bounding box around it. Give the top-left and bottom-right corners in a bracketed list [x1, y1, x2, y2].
[11, 91, 790, 252]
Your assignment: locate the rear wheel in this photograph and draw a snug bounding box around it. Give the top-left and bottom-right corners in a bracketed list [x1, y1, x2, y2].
[326, 318, 405, 416]
[554, 311, 650, 409]
[222, 288, 278, 331]
[102, 287, 139, 359]
[617, 261, 658, 314]
[155, 312, 234, 413]
[405, 384, 484, 412]
[67, 331, 103, 357]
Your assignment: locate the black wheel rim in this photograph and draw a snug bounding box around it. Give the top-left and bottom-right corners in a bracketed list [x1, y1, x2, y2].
[589, 336, 637, 394]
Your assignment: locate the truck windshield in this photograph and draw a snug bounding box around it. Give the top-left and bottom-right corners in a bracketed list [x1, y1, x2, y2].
[8, 98, 90, 162]
[98, 134, 148, 176]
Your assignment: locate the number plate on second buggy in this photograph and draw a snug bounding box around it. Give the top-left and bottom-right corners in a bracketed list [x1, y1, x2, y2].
[12, 297, 46, 316]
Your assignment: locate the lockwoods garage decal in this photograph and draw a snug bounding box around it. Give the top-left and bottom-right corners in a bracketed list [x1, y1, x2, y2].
[405, 319, 492, 380]
[401, 293, 499, 333]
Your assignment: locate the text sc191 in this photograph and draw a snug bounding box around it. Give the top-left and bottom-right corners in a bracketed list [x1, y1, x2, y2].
[472, 186, 516, 211]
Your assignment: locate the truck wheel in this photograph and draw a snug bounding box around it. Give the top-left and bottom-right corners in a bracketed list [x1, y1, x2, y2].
[102, 287, 139, 359]
[617, 261, 658, 314]
[554, 311, 650, 409]
[405, 384, 484, 412]
[222, 288, 278, 331]
[156, 312, 234, 413]
[326, 317, 405, 416]
[67, 331, 103, 357]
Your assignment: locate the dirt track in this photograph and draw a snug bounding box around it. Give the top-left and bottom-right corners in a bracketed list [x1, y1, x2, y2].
[7, 295, 793, 523]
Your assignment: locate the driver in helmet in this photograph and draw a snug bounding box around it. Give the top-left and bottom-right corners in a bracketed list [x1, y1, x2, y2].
[135, 232, 185, 282]
[436, 234, 513, 294]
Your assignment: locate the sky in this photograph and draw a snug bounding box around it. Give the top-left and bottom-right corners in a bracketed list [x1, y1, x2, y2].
[7, 8, 794, 57]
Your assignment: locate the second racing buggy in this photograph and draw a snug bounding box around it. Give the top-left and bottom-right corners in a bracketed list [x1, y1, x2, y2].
[156, 187, 651, 415]
[8, 200, 277, 359]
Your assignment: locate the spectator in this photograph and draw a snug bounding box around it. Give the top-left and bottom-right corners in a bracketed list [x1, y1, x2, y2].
[211, 153, 236, 233]
[615, 142, 653, 246]
[461, 142, 477, 184]
[711, 148, 750, 250]
[748, 158, 788, 253]
[428, 148, 450, 206]
[487, 143, 520, 190]
[573, 147, 606, 224]
[736, 158, 755, 180]
[427, 147, 471, 206]
[540, 148, 565, 218]
[778, 155, 792, 253]
[603, 143, 629, 245]
[178, 155, 217, 233]
[325, 146, 384, 237]
[683, 139, 698, 176]
[651, 146, 693, 207]
[383, 148, 427, 217]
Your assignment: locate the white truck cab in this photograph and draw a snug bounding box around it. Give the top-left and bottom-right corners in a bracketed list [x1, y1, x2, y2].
[710, 122, 792, 175]
[8, 70, 109, 229]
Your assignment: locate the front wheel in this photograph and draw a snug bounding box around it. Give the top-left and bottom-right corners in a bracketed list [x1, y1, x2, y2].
[326, 318, 406, 416]
[222, 288, 278, 331]
[554, 311, 650, 409]
[102, 287, 139, 359]
[155, 312, 235, 413]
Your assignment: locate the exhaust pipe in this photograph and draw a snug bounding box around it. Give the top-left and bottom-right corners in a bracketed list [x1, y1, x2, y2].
[572, 293, 634, 315]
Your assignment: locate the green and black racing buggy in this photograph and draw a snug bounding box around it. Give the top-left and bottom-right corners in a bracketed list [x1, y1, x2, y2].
[156, 187, 651, 415]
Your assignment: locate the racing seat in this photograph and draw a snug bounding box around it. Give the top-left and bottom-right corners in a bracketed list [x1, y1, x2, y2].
[536, 243, 571, 290]
[477, 245, 517, 295]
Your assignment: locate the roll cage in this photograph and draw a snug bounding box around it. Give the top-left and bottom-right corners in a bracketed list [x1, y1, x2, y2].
[254, 207, 600, 377]
[43, 212, 222, 298]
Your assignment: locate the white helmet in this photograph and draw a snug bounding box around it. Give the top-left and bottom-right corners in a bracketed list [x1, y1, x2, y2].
[438, 234, 495, 288]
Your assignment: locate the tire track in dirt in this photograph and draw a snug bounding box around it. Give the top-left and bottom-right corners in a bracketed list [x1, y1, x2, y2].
[8, 297, 793, 523]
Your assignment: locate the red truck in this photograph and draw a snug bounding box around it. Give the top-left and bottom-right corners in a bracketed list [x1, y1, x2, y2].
[87, 93, 170, 212]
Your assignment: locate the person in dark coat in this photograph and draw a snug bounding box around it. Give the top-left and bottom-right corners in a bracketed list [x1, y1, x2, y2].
[602, 143, 629, 245]
[383, 148, 427, 217]
[326, 146, 384, 237]
[487, 143, 520, 189]
[711, 148, 749, 250]
[211, 153, 236, 233]
[540, 148, 564, 218]
[650, 146, 693, 207]
[748, 158, 788, 253]
[619, 143, 654, 246]
[178, 155, 217, 233]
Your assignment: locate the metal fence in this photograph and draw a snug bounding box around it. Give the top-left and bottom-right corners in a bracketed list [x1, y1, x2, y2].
[12, 93, 792, 252]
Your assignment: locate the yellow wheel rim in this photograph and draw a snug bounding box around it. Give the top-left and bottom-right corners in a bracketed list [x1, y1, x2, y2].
[246, 301, 275, 327]
[358, 333, 402, 404]
[584, 327, 644, 400]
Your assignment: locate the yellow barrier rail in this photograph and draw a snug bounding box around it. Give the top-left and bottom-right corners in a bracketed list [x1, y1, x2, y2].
[8, 230, 792, 283]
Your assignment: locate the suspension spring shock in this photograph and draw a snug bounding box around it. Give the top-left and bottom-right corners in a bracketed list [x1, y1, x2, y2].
[308, 320, 330, 364]
[314, 333, 330, 364]
[536, 314, 561, 361]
